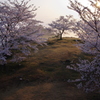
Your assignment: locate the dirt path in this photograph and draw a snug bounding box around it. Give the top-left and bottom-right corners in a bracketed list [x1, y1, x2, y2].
[0, 38, 99, 100]
[0, 82, 87, 100]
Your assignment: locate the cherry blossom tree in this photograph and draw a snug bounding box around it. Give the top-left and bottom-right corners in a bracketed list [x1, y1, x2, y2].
[49, 15, 75, 40]
[0, 0, 45, 65]
[66, 0, 100, 92]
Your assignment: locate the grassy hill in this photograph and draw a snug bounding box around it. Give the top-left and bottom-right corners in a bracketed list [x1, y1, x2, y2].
[0, 37, 99, 100]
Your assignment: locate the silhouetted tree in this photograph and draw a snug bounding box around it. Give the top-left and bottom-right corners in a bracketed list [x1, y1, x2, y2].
[66, 0, 100, 93]
[0, 0, 45, 65]
[49, 15, 75, 40]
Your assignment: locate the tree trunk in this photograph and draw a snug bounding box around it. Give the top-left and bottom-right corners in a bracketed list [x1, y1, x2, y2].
[59, 29, 64, 40]
[59, 34, 62, 40]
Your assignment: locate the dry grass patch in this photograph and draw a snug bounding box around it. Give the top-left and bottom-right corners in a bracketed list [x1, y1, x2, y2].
[0, 82, 87, 100]
[0, 37, 99, 100]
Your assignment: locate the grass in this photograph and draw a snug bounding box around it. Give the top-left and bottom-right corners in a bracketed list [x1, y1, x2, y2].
[0, 37, 99, 100]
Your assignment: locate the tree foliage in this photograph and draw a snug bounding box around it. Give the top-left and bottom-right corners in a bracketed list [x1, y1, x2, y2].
[49, 15, 75, 40]
[0, 0, 45, 65]
[67, 0, 100, 93]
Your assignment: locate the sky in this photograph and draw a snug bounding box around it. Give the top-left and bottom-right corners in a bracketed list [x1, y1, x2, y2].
[30, 0, 90, 26]
[32, 0, 76, 26]
[0, 0, 90, 37]
[0, 0, 90, 26]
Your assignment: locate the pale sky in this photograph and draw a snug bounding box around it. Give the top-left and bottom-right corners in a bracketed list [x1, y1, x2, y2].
[0, 0, 90, 37]
[31, 0, 90, 26]
[33, 0, 76, 26]
[0, 0, 90, 26]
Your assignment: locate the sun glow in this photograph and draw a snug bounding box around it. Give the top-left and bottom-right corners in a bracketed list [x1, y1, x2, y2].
[96, 1, 100, 7]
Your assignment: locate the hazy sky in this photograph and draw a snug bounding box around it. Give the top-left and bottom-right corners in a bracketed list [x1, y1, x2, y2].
[33, 0, 76, 26]
[31, 0, 90, 26]
[0, 0, 90, 37]
[0, 0, 90, 26]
